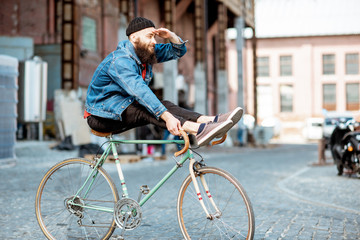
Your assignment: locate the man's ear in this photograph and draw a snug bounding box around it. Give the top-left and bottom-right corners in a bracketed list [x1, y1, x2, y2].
[129, 34, 138, 43]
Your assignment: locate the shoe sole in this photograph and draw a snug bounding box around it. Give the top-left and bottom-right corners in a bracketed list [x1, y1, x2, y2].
[228, 107, 244, 124]
[198, 120, 233, 147]
[216, 107, 244, 138]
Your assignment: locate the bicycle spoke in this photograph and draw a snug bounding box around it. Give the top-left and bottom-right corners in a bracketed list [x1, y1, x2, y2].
[36, 158, 119, 240]
[43, 208, 68, 224]
[49, 212, 73, 238]
[84, 213, 101, 239]
[220, 187, 237, 211]
[177, 167, 254, 240]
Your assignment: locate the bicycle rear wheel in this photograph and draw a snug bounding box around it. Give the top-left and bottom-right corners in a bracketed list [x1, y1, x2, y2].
[177, 167, 255, 240]
[35, 158, 119, 240]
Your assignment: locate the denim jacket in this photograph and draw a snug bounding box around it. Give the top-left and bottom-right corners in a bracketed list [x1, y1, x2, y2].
[85, 39, 187, 120]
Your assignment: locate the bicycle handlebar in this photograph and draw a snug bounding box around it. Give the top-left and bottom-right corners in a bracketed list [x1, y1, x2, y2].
[211, 134, 227, 146]
[174, 129, 190, 157]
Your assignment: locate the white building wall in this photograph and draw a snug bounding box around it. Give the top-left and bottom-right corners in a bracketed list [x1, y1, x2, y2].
[239, 34, 360, 131]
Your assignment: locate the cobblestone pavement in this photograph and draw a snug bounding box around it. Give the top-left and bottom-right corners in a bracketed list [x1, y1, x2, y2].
[1, 141, 360, 239]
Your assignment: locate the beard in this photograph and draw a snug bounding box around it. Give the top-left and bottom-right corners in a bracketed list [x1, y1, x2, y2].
[134, 41, 157, 65]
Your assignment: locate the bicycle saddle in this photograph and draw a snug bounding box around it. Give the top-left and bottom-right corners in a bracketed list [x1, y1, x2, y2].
[90, 129, 112, 138]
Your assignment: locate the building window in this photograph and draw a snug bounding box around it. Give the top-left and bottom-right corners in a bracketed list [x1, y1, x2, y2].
[346, 53, 359, 75]
[280, 85, 293, 112]
[257, 57, 269, 77]
[82, 16, 97, 52]
[322, 54, 335, 75]
[280, 55, 292, 76]
[323, 84, 336, 111]
[346, 83, 360, 110]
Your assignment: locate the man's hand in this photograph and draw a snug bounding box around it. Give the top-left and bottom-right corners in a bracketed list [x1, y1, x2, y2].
[160, 111, 182, 136]
[153, 28, 181, 44]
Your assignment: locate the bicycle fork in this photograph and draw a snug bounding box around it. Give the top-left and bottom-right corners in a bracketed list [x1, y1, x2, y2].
[188, 158, 221, 220]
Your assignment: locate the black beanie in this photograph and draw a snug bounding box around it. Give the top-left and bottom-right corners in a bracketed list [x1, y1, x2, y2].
[126, 17, 155, 36]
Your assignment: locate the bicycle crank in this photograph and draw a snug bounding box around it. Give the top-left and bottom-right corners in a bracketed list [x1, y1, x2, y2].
[114, 198, 142, 230]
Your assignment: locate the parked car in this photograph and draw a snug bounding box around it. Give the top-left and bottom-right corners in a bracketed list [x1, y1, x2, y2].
[303, 118, 324, 140]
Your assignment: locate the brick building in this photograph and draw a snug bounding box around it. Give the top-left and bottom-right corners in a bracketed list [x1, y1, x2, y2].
[0, 0, 255, 118]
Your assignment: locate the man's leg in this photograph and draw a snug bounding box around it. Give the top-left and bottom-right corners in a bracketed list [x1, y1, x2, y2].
[161, 100, 202, 123]
[162, 100, 217, 123]
[87, 115, 125, 133]
[88, 100, 214, 134]
[161, 100, 244, 127]
[87, 101, 239, 147]
[87, 102, 167, 134]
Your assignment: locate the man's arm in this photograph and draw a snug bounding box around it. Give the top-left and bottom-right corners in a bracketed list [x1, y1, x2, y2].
[153, 32, 187, 63]
[154, 28, 184, 135]
[153, 28, 182, 44]
[131, 28, 180, 135]
[160, 111, 181, 136]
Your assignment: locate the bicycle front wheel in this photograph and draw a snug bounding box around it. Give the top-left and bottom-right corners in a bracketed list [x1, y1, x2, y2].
[35, 158, 119, 240]
[177, 167, 255, 240]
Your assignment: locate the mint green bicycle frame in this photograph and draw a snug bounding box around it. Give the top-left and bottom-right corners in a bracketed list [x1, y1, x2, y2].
[70, 137, 192, 213]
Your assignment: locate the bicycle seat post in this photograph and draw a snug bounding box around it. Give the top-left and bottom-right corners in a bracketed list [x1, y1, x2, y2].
[107, 133, 113, 140]
[110, 136, 129, 198]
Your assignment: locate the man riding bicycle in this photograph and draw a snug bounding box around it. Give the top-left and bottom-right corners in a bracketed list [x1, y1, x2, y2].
[85, 17, 243, 146]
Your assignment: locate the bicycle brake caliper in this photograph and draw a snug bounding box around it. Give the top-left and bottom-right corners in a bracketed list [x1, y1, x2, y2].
[193, 160, 206, 175]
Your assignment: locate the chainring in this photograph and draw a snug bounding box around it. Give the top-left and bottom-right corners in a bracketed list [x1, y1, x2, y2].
[114, 198, 142, 230]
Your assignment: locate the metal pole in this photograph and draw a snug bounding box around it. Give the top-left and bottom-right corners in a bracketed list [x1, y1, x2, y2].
[235, 17, 244, 108]
[252, 27, 257, 125]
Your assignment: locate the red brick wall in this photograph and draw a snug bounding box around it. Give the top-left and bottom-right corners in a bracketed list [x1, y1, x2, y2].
[101, 0, 120, 56]
[0, 0, 199, 91]
[0, 0, 48, 44]
[78, 0, 120, 86]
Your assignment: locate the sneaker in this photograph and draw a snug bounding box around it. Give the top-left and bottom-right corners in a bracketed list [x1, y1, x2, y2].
[214, 107, 244, 138]
[196, 120, 233, 147]
[214, 107, 244, 125]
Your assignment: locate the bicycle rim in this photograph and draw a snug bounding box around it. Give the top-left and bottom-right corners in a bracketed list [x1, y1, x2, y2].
[177, 167, 255, 240]
[35, 158, 119, 240]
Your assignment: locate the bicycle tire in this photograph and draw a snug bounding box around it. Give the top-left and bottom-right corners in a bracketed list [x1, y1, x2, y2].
[35, 158, 119, 240]
[177, 166, 255, 240]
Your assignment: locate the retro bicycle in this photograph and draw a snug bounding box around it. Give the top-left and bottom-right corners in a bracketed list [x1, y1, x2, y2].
[35, 129, 255, 239]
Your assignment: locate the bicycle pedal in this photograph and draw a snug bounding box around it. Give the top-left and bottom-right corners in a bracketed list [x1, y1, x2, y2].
[140, 185, 150, 194]
[137, 185, 150, 202]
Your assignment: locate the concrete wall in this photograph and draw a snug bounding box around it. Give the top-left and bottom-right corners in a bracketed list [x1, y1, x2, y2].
[0, 37, 33, 61]
[34, 44, 61, 102]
